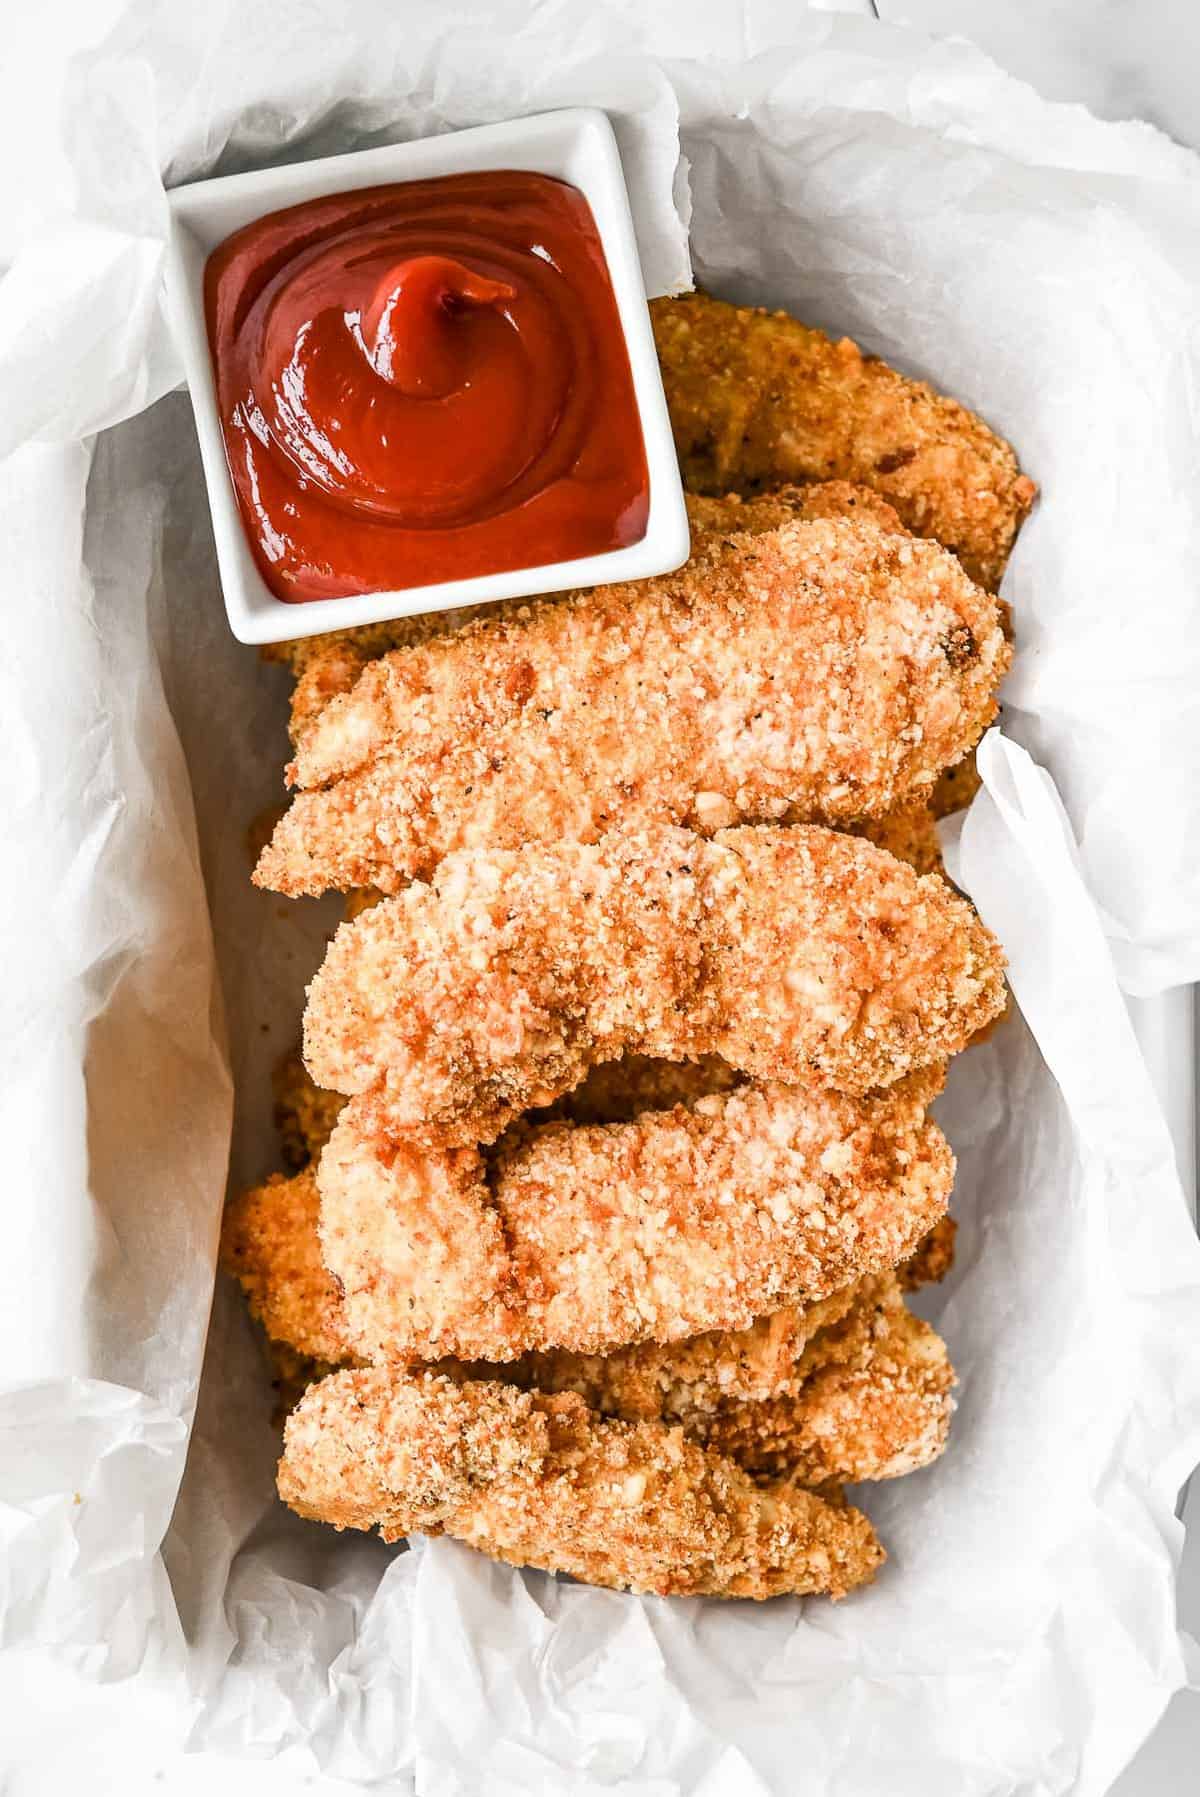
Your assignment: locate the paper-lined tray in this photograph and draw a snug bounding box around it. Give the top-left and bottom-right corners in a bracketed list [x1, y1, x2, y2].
[3, 6, 1200, 1793]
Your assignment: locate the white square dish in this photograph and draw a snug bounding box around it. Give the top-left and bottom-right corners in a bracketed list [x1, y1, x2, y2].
[163, 107, 690, 646]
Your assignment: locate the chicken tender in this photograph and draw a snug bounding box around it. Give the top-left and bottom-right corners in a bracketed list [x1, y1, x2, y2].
[277, 1367, 884, 1599]
[685, 480, 904, 541]
[513, 1271, 952, 1483]
[651, 292, 1036, 590]
[304, 824, 1006, 1146]
[513, 1283, 864, 1418]
[270, 484, 904, 752]
[255, 508, 1009, 898]
[318, 1071, 952, 1363]
[223, 1165, 955, 1403]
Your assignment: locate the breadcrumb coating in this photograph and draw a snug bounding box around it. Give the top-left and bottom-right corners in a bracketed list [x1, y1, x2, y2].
[651, 292, 1036, 591]
[695, 1281, 954, 1482]
[685, 481, 904, 540]
[274, 1029, 955, 1176]
[335, 809, 948, 925]
[267, 605, 489, 747]
[899, 1214, 957, 1290]
[220, 1169, 353, 1367]
[277, 1367, 885, 1599]
[303, 824, 1006, 1145]
[256, 505, 1008, 899]
[855, 798, 944, 877]
[511, 1283, 866, 1419]
[318, 1070, 953, 1363]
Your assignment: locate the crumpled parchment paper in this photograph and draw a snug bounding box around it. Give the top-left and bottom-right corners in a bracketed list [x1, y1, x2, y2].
[2, 5, 1200, 1793]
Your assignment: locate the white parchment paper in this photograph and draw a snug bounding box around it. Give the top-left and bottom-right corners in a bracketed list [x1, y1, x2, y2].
[3, 5, 1200, 1793]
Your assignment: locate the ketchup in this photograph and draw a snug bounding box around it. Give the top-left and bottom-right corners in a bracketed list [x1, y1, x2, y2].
[204, 172, 651, 603]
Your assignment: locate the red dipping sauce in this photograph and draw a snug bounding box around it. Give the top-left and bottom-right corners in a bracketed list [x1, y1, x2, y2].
[204, 171, 651, 603]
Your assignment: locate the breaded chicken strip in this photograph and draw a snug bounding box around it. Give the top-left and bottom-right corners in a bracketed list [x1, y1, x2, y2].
[686, 480, 903, 541]
[651, 292, 1036, 591]
[223, 1164, 924, 1382]
[222, 1160, 955, 1384]
[318, 1071, 952, 1363]
[256, 507, 1008, 899]
[222, 1162, 953, 1483]
[304, 825, 1006, 1145]
[224, 1165, 956, 1398]
[513, 1284, 865, 1417]
[277, 1367, 884, 1599]
[270, 484, 903, 752]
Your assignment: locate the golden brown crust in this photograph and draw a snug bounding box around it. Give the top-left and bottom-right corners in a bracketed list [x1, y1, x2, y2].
[318, 1071, 953, 1363]
[277, 1368, 885, 1599]
[696, 1281, 954, 1481]
[271, 1032, 958, 1172]
[652, 292, 1036, 590]
[899, 1214, 958, 1290]
[271, 607, 490, 747]
[509, 1285, 865, 1421]
[302, 824, 1006, 1146]
[854, 799, 944, 877]
[255, 506, 1009, 899]
[223, 1164, 956, 1392]
[504, 1274, 954, 1489]
[275, 1041, 744, 1170]
[219, 1170, 353, 1368]
[685, 480, 904, 541]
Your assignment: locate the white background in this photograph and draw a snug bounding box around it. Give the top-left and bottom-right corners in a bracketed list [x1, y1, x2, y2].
[1, 3, 1196, 1792]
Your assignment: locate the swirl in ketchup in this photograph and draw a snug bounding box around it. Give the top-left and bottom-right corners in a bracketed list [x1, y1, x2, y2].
[204, 172, 650, 603]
